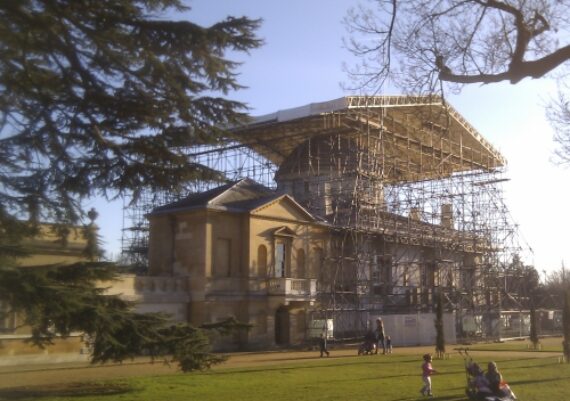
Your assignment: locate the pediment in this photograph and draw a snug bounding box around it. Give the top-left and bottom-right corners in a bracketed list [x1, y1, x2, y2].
[250, 195, 316, 222]
[273, 226, 297, 237]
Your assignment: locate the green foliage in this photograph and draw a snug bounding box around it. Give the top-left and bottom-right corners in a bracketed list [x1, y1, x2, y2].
[0, 0, 260, 372]
[0, 0, 262, 227]
[0, 263, 246, 371]
[434, 291, 445, 358]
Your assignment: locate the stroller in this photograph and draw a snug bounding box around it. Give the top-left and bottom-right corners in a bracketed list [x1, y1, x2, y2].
[458, 348, 517, 401]
[357, 331, 377, 355]
[357, 339, 377, 355]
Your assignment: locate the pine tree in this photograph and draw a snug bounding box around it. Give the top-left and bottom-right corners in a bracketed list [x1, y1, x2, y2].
[0, 0, 260, 371]
[0, 0, 262, 227]
[435, 291, 446, 359]
[0, 263, 248, 371]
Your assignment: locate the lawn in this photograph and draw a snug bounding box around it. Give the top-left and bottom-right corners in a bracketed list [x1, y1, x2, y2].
[1, 341, 569, 401]
[463, 336, 564, 353]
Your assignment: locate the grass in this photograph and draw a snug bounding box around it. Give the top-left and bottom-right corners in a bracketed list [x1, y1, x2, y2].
[463, 336, 564, 353]
[1, 341, 569, 401]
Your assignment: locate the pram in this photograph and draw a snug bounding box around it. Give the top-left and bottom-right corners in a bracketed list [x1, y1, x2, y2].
[357, 339, 377, 355]
[358, 330, 377, 355]
[457, 348, 517, 401]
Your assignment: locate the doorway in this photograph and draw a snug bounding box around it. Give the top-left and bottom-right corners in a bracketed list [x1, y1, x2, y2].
[275, 305, 290, 345]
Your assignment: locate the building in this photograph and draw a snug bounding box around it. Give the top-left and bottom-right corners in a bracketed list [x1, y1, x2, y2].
[125, 96, 531, 348]
[144, 178, 326, 348]
[0, 223, 92, 364]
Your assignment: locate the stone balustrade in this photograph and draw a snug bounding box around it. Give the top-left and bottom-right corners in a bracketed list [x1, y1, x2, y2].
[267, 277, 317, 299]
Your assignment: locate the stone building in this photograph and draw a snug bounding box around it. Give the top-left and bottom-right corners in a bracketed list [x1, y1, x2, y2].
[0, 224, 92, 364]
[126, 96, 527, 347]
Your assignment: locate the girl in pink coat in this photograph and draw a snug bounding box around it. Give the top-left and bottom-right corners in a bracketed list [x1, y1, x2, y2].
[420, 353, 437, 397]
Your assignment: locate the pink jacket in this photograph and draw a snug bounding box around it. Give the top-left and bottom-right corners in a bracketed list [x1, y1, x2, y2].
[422, 362, 435, 377]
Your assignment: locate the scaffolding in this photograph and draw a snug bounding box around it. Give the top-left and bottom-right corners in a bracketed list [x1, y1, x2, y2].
[122, 96, 532, 340]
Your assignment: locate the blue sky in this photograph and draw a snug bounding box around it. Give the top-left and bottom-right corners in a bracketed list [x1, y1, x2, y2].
[93, 0, 570, 275]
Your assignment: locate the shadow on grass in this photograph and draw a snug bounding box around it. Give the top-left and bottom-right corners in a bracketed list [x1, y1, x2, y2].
[0, 382, 134, 400]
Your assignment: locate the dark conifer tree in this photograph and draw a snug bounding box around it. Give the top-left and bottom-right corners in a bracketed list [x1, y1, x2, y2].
[0, 0, 260, 371]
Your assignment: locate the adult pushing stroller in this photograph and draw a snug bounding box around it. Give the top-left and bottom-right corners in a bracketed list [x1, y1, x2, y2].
[457, 348, 517, 401]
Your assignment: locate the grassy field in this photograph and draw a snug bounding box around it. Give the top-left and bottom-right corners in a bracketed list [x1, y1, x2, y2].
[1, 339, 569, 401]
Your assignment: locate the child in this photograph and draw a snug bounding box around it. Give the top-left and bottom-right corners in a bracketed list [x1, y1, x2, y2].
[386, 335, 392, 354]
[420, 353, 437, 397]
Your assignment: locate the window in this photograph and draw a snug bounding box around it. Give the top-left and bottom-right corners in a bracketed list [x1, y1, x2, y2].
[381, 256, 392, 284]
[214, 238, 231, 277]
[275, 242, 286, 278]
[446, 268, 454, 288]
[0, 302, 15, 333]
[257, 245, 267, 277]
[324, 182, 332, 215]
[403, 266, 409, 286]
[273, 227, 295, 278]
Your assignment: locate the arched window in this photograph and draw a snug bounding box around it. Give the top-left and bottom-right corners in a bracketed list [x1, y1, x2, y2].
[257, 244, 267, 277]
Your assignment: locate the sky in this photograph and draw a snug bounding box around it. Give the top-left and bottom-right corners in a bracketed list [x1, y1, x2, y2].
[93, 0, 570, 275]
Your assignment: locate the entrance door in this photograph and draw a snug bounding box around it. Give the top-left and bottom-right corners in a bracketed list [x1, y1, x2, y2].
[275, 306, 290, 345]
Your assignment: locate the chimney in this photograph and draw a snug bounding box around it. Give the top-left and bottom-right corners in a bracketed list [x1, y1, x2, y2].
[441, 204, 453, 228]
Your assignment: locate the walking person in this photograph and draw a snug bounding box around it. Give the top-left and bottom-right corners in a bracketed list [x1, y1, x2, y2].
[375, 318, 386, 354]
[420, 353, 437, 397]
[318, 333, 330, 357]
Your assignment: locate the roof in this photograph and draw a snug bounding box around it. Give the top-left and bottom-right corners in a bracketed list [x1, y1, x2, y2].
[151, 178, 275, 214]
[149, 178, 317, 221]
[230, 96, 506, 183]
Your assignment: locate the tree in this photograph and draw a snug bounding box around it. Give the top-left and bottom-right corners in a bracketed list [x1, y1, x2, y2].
[0, 263, 248, 371]
[346, 0, 570, 90]
[0, 0, 261, 227]
[529, 301, 539, 350]
[345, 0, 570, 160]
[434, 291, 446, 359]
[563, 290, 570, 363]
[0, 0, 261, 371]
[543, 264, 570, 298]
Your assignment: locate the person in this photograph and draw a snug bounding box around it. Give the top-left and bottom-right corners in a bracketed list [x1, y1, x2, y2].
[420, 353, 436, 397]
[375, 318, 386, 354]
[386, 335, 392, 354]
[469, 363, 492, 396]
[318, 333, 330, 357]
[485, 361, 516, 399]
